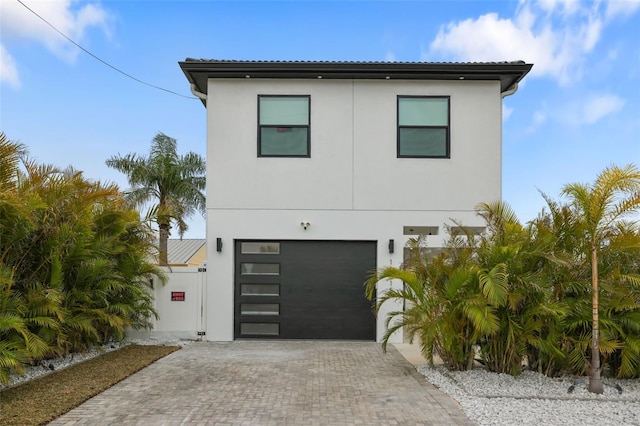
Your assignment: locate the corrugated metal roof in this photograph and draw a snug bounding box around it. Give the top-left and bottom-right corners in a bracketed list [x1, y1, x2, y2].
[166, 239, 206, 265]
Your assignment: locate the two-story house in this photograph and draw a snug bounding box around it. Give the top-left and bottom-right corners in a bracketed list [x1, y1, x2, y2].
[179, 59, 532, 342]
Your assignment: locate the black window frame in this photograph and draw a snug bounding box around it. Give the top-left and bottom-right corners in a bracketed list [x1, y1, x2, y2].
[397, 95, 450, 159]
[257, 95, 311, 158]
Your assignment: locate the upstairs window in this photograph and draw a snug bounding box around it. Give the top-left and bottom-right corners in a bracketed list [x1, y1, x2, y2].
[258, 95, 310, 157]
[397, 96, 450, 158]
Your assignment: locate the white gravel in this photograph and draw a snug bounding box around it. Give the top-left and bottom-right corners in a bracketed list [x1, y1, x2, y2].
[0, 338, 188, 391]
[418, 365, 640, 425]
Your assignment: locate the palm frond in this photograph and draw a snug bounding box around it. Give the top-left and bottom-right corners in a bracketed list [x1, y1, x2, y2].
[477, 263, 508, 307]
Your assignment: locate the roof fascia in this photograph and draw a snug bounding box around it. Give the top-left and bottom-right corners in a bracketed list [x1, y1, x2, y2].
[179, 61, 533, 105]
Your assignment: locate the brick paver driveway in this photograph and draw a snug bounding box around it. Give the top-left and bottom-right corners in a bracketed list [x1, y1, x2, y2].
[49, 341, 473, 425]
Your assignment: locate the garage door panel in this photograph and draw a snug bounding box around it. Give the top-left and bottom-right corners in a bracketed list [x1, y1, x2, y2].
[235, 240, 376, 340]
[281, 318, 373, 340]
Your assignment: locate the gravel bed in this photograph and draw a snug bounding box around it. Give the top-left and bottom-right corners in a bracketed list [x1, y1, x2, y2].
[418, 365, 640, 425]
[0, 338, 187, 391]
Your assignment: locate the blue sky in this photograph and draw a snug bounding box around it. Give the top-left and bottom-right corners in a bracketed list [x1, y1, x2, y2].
[1, 0, 639, 239]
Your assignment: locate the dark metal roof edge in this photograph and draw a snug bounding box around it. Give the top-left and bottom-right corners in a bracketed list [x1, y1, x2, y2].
[181, 58, 529, 65]
[179, 59, 532, 73]
[179, 60, 533, 102]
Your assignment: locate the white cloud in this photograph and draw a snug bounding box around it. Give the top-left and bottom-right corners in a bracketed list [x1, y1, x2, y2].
[557, 93, 625, 125]
[537, 0, 581, 16]
[582, 15, 602, 52]
[607, 47, 619, 61]
[385, 51, 396, 62]
[526, 109, 547, 132]
[428, 11, 542, 64]
[0, 0, 110, 87]
[425, 0, 635, 85]
[533, 110, 547, 125]
[606, 0, 640, 19]
[0, 45, 20, 88]
[503, 104, 514, 120]
[582, 93, 625, 124]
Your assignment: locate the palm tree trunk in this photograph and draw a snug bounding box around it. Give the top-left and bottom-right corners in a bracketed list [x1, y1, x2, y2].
[589, 244, 603, 394]
[159, 223, 170, 266]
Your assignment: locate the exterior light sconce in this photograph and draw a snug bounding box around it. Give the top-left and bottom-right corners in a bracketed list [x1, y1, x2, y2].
[300, 221, 310, 230]
[216, 237, 223, 252]
[388, 239, 394, 254]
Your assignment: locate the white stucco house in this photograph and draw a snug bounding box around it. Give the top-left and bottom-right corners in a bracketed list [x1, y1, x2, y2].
[178, 59, 532, 342]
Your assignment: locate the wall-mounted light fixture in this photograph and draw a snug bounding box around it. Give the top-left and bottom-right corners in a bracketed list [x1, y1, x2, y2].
[300, 221, 310, 230]
[216, 237, 223, 252]
[388, 239, 394, 254]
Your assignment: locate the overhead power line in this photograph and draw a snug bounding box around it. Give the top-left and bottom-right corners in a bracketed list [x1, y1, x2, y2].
[17, 0, 196, 99]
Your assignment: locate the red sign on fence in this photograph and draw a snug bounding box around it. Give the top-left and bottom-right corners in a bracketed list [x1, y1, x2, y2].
[171, 291, 185, 301]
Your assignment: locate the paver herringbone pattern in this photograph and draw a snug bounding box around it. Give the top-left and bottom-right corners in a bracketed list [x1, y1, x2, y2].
[49, 341, 473, 425]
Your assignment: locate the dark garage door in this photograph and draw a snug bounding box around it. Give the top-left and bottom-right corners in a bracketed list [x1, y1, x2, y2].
[234, 240, 376, 340]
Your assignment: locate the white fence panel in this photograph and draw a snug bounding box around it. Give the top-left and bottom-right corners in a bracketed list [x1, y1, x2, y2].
[150, 266, 206, 340]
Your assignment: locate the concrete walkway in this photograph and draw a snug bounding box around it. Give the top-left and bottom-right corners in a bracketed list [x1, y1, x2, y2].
[49, 341, 473, 425]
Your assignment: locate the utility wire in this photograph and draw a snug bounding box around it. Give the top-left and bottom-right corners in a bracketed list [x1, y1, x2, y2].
[17, 0, 196, 99]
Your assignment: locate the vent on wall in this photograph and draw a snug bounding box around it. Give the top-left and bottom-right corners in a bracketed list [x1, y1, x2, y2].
[403, 226, 439, 236]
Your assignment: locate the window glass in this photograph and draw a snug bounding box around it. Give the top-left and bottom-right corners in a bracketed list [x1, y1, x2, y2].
[240, 263, 280, 275]
[258, 95, 310, 157]
[241, 242, 280, 254]
[241, 284, 280, 296]
[240, 323, 279, 335]
[399, 98, 448, 126]
[398, 128, 447, 157]
[260, 127, 308, 156]
[240, 304, 279, 316]
[259, 97, 309, 125]
[398, 96, 449, 158]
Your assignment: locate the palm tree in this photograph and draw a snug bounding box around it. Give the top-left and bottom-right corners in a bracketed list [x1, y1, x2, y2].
[365, 233, 506, 371]
[106, 132, 206, 265]
[1, 134, 167, 382]
[0, 133, 26, 192]
[561, 164, 640, 393]
[474, 202, 566, 375]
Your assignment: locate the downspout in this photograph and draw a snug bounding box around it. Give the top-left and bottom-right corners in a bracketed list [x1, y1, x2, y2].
[499, 82, 518, 209]
[191, 84, 207, 101]
[501, 82, 518, 98]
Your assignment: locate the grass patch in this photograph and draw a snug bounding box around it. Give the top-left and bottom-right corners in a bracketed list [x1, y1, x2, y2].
[0, 344, 179, 426]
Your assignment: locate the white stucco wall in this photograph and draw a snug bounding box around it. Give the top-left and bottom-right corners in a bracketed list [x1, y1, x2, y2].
[204, 78, 503, 342]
